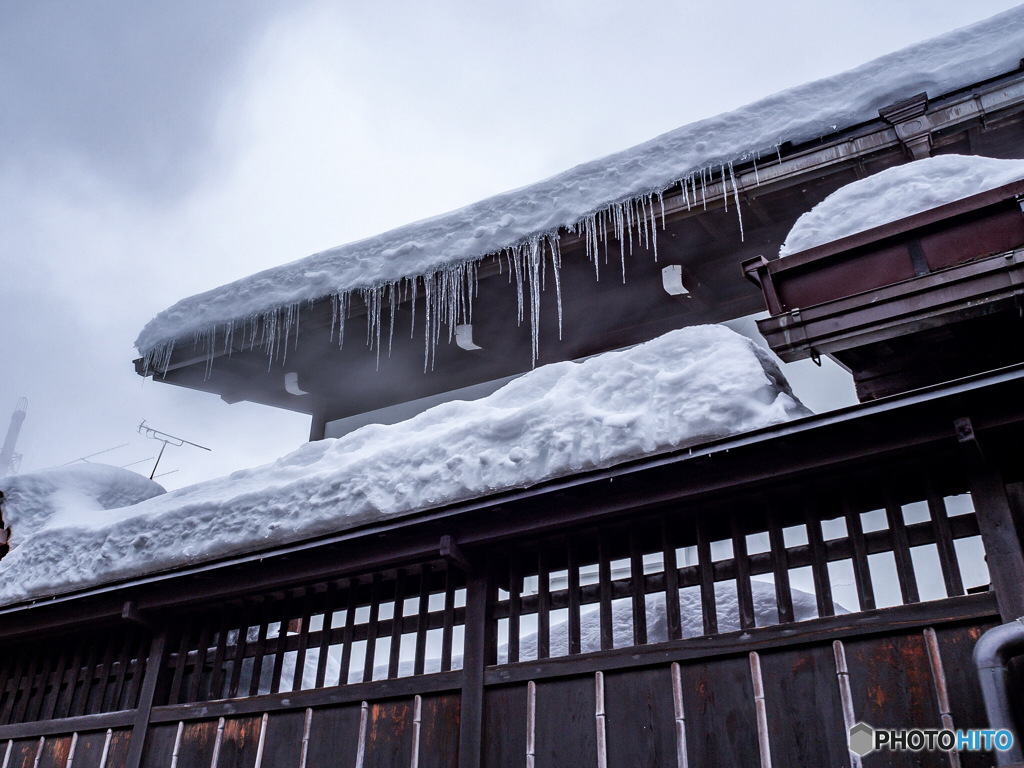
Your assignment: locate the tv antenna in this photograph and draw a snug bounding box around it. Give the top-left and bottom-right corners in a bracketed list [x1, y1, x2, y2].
[137, 420, 210, 479]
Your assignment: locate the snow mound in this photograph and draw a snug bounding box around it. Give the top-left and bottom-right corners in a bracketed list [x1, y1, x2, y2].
[781, 155, 1024, 256]
[0, 464, 165, 550]
[0, 326, 808, 604]
[136, 6, 1024, 365]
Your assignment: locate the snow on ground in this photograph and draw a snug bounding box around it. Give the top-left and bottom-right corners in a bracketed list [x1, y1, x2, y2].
[780, 155, 1024, 256]
[136, 5, 1024, 368]
[0, 325, 808, 605]
[0, 464, 164, 550]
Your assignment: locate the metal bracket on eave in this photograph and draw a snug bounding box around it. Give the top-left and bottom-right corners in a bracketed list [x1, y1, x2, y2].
[440, 535, 474, 573]
[879, 92, 932, 160]
[122, 600, 152, 628]
[954, 415, 984, 459]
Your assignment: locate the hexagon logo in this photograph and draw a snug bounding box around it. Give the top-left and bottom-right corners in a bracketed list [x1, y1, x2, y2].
[849, 722, 875, 757]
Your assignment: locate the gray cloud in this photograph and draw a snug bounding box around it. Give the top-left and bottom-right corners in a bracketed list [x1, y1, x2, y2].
[0, 0, 296, 200]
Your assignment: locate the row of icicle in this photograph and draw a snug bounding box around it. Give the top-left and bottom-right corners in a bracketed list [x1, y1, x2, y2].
[141, 154, 767, 380]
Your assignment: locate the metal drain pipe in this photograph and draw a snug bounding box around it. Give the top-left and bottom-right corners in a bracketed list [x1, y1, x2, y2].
[974, 617, 1024, 766]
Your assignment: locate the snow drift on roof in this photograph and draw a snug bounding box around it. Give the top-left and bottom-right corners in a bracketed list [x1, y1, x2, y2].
[780, 155, 1024, 256]
[136, 6, 1024, 366]
[1, 325, 808, 605]
[0, 464, 165, 550]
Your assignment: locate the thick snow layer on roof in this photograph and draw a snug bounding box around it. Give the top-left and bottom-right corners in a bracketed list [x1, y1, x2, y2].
[0, 464, 165, 550]
[136, 6, 1024, 360]
[780, 155, 1024, 256]
[1, 326, 807, 604]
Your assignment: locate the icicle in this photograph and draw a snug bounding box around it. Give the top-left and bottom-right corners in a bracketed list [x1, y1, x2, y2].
[728, 162, 745, 242]
[721, 165, 728, 212]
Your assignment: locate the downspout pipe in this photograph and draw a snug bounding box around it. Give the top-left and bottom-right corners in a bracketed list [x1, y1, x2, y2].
[974, 617, 1024, 766]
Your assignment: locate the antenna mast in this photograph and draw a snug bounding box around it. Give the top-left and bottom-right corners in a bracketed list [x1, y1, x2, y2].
[0, 398, 27, 477]
[137, 420, 211, 480]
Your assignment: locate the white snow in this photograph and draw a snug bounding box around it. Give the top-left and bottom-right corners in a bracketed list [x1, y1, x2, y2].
[0, 325, 808, 604]
[136, 5, 1024, 370]
[780, 155, 1024, 256]
[0, 464, 165, 550]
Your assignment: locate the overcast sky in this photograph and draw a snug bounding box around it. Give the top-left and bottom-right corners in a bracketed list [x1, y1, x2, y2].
[2, 0, 1021, 490]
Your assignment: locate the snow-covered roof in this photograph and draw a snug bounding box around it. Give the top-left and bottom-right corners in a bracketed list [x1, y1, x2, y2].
[780, 155, 1024, 256]
[136, 5, 1024, 368]
[1, 326, 808, 604]
[0, 464, 165, 551]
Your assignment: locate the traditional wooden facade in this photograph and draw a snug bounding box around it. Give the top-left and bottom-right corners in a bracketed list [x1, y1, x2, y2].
[5, 34, 1024, 768]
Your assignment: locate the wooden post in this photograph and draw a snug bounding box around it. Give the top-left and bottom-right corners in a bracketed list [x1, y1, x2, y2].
[124, 630, 167, 768]
[458, 569, 492, 768]
[955, 417, 1024, 621]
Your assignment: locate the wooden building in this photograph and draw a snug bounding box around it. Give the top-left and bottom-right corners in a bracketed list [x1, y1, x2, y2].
[4, 13, 1024, 768]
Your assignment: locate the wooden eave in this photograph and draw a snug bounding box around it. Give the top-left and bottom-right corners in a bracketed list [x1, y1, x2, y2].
[135, 66, 1024, 424]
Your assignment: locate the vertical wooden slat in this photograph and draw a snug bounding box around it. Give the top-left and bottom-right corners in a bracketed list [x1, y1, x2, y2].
[696, 519, 718, 636]
[387, 570, 407, 679]
[843, 500, 876, 611]
[0, 650, 16, 723]
[767, 509, 795, 624]
[55, 643, 83, 720]
[567, 542, 582, 655]
[537, 549, 550, 660]
[662, 519, 682, 642]
[338, 581, 359, 686]
[629, 530, 648, 645]
[598, 535, 614, 651]
[12, 648, 40, 722]
[92, 634, 117, 715]
[885, 496, 920, 604]
[248, 603, 272, 697]
[167, 622, 194, 707]
[270, 596, 292, 694]
[457, 569, 490, 768]
[440, 566, 456, 673]
[956, 415, 1024, 620]
[732, 515, 756, 630]
[362, 574, 383, 683]
[25, 643, 53, 722]
[805, 504, 835, 617]
[105, 629, 135, 712]
[186, 623, 211, 704]
[414, 567, 431, 676]
[0, 651, 28, 724]
[124, 630, 168, 768]
[123, 632, 150, 710]
[927, 493, 965, 597]
[508, 559, 522, 664]
[292, 590, 314, 692]
[315, 584, 336, 690]
[208, 611, 232, 701]
[40, 647, 69, 721]
[227, 605, 252, 699]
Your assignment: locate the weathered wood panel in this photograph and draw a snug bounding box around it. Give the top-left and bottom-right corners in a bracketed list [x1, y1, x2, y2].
[759, 645, 848, 767]
[35, 735, 71, 768]
[174, 719, 218, 767]
[845, 633, 942, 768]
[5, 740, 39, 768]
[419, 694, 460, 768]
[217, 715, 263, 768]
[138, 723, 181, 768]
[604, 666, 676, 768]
[303, 704, 362, 768]
[105, 729, 131, 767]
[363, 699, 413, 768]
[534, 677, 597, 768]
[259, 710, 306, 768]
[935, 622, 999, 768]
[678, 655, 758, 767]
[482, 686, 527, 768]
